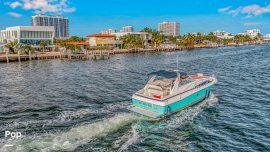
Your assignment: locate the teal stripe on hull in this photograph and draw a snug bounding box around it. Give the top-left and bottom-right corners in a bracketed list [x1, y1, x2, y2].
[131, 86, 212, 118]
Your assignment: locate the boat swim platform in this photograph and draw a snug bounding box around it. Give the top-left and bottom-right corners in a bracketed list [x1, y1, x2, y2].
[128, 105, 163, 119]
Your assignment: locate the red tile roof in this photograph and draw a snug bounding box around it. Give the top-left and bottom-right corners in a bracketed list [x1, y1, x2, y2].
[87, 34, 115, 37]
[64, 42, 89, 45]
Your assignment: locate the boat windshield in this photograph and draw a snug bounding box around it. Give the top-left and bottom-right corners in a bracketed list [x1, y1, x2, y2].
[148, 70, 187, 79]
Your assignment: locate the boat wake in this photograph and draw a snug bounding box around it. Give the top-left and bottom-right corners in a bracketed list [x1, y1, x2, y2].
[117, 125, 140, 151]
[1, 113, 140, 152]
[0, 101, 131, 132]
[1, 96, 218, 152]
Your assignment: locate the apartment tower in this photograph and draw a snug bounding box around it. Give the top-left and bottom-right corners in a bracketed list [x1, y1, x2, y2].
[120, 26, 134, 32]
[32, 14, 69, 39]
[158, 22, 180, 36]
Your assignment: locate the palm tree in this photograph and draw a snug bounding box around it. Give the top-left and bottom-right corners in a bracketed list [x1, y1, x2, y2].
[151, 31, 165, 48]
[182, 33, 196, 47]
[24, 44, 34, 54]
[40, 42, 48, 52]
[68, 36, 86, 42]
[253, 33, 262, 41]
[140, 27, 153, 33]
[66, 44, 81, 53]
[194, 33, 204, 44]
[167, 35, 176, 44]
[15, 43, 25, 53]
[4, 41, 18, 54]
[204, 32, 218, 42]
[234, 35, 252, 44]
[120, 34, 145, 49]
[134, 36, 145, 49]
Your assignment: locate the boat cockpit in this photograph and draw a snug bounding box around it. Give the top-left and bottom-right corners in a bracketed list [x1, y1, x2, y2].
[136, 70, 211, 99]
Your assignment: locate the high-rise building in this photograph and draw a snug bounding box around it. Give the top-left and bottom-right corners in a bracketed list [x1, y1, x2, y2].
[101, 29, 116, 34]
[120, 26, 133, 32]
[158, 22, 180, 36]
[32, 14, 69, 39]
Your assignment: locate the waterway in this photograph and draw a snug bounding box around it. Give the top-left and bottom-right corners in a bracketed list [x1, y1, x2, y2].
[0, 45, 269, 151]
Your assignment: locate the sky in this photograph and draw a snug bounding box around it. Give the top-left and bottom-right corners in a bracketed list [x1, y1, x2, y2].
[1, 0, 270, 37]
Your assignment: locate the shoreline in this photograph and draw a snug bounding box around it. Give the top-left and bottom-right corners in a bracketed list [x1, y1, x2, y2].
[0, 43, 268, 63]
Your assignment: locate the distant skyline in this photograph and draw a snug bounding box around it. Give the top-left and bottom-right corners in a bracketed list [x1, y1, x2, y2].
[1, 0, 270, 37]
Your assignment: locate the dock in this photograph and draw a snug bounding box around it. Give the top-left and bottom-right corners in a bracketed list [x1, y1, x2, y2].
[0, 46, 195, 63]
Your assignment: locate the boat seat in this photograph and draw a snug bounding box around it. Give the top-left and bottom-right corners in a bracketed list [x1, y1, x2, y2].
[144, 84, 171, 98]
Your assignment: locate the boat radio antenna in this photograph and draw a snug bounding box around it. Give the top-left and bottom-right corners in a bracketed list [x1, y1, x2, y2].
[174, 54, 180, 78]
[177, 55, 179, 71]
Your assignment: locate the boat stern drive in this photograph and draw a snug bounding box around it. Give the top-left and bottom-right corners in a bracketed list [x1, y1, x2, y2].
[128, 70, 217, 120]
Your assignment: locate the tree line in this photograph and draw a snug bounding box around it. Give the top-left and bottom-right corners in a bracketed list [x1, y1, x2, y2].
[3, 29, 263, 54]
[120, 27, 263, 48]
[4, 41, 49, 54]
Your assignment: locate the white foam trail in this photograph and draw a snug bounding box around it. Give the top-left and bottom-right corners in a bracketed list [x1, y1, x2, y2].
[118, 125, 140, 151]
[1, 101, 131, 131]
[56, 109, 93, 121]
[1, 113, 140, 152]
[1, 110, 92, 132]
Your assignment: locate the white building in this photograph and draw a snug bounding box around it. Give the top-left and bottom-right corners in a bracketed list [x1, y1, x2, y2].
[237, 33, 246, 35]
[158, 22, 180, 36]
[214, 30, 233, 39]
[101, 29, 116, 34]
[263, 34, 270, 41]
[192, 32, 205, 36]
[32, 14, 69, 39]
[0, 26, 55, 46]
[264, 34, 270, 38]
[120, 26, 133, 32]
[245, 29, 260, 38]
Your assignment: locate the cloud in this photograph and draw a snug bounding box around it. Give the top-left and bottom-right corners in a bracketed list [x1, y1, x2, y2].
[8, 12, 23, 18]
[7, 0, 75, 14]
[228, 6, 242, 16]
[242, 4, 270, 16]
[62, 7, 76, 13]
[10, 1, 22, 9]
[218, 4, 270, 17]
[218, 6, 231, 13]
[244, 22, 261, 26]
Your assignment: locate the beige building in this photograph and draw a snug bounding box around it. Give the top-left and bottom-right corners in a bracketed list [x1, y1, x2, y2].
[158, 22, 180, 36]
[87, 34, 116, 47]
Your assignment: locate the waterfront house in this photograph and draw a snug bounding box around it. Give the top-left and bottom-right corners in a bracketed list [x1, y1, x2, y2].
[0, 26, 55, 51]
[86, 34, 116, 47]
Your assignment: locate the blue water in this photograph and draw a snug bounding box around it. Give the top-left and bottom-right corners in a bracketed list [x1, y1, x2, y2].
[0, 45, 269, 151]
